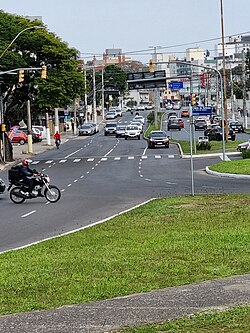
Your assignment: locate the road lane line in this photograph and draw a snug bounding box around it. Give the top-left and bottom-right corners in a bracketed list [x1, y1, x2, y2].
[64, 149, 81, 159]
[21, 210, 36, 218]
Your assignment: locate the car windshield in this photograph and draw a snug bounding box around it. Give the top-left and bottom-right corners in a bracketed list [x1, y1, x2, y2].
[117, 126, 126, 130]
[106, 124, 116, 128]
[151, 132, 166, 138]
[127, 126, 138, 130]
[81, 124, 92, 129]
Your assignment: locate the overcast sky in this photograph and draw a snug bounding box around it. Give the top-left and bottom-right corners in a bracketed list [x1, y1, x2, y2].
[1, 0, 250, 63]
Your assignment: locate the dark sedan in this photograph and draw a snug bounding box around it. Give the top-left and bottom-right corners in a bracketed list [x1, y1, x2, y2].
[194, 119, 207, 131]
[205, 127, 236, 141]
[229, 121, 244, 133]
[168, 119, 182, 131]
[147, 131, 169, 148]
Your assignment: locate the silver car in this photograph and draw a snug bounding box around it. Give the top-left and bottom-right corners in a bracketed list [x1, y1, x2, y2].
[79, 124, 95, 136]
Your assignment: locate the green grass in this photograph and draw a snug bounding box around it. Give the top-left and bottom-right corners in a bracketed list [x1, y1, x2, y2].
[1, 194, 250, 315]
[176, 140, 245, 154]
[144, 112, 163, 137]
[209, 159, 250, 174]
[120, 306, 250, 333]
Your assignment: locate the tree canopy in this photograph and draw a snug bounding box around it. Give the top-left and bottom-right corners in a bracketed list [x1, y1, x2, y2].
[0, 11, 85, 124]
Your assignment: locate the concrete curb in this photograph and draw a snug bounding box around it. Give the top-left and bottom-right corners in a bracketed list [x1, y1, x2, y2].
[205, 166, 250, 179]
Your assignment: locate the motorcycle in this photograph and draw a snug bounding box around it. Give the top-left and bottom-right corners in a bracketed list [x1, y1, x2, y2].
[8, 169, 61, 204]
[0, 178, 6, 194]
[55, 139, 60, 149]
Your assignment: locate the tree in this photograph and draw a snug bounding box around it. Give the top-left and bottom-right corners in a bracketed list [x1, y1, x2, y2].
[0, 11, 85, 124]
[0, 11, 85, 161]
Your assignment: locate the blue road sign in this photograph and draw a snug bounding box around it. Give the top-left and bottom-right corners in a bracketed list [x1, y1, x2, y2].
[192, 106, 212, 116]
[169, 81, 184, 90]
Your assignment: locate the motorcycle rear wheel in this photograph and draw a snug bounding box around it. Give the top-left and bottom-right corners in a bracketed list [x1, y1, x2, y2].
[10, 187, 26, 204]
[44, 185, 61, 203]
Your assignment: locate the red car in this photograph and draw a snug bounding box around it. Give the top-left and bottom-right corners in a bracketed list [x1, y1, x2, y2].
[177, 118, 184, 128]
[8, 129, 28, 145]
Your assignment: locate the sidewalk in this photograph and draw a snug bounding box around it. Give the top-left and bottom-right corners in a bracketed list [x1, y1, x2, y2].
[0, 274, 249, 333]
[0, 133, 76, 172]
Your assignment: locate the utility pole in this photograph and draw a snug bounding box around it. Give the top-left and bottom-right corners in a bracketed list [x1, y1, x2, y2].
[93, 66, 96, 123]
[220, 0, 229, 142]
[101, 67, 105, 120]
[230, 64, 235, 120]
[84, 66, 88, 123]
[27, 100, 33, 154]
[242, 50, 248, 129]
[73, 98, 77, 135]
[45, 112, 51, 146]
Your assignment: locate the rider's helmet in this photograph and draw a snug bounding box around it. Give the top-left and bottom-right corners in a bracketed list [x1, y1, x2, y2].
[22, 158, 32, 167]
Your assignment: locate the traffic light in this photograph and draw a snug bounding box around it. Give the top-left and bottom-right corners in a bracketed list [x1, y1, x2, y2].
[18, 69, 25, 83]
[149, 59, 154, 73]
[191, 93, 196, 106]
[41, 65, 47, 79]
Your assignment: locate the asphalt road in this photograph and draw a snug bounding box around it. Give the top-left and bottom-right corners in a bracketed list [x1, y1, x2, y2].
[0, 111, 249, 253]
[0, 111, 249, 332]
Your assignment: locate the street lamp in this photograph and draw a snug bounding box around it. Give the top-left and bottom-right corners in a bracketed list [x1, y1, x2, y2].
[0, 25, 44, 60]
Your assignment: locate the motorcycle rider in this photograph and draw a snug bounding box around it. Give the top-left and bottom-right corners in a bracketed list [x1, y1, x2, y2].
[54, 131, 61, 148]
[20, 159, 43, 197]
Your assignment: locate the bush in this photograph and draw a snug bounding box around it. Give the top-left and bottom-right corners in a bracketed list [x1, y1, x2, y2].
[196, 142, 211, 150]
[242, 148, 250, 159]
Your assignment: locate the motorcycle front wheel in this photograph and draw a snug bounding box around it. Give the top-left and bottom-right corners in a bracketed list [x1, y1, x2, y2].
[44, 185, 61, 203]
[10, 187, 26, 204]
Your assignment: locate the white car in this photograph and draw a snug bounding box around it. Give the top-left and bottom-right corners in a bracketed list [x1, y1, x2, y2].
[237, 139, 250, 152]
[137, 105, 145, 111]
[32, 125, 46, 139]
[133, 115, 145, 124]
[124, 125, 141, 140]
[106, 111, 117, 120]
[130, 121, 143, 133]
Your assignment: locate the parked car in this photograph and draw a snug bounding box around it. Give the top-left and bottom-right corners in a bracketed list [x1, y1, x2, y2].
[104, 122, 117, 136]
[194, 119, 207, 131]
[168, 119, 182, 131]
[206, 127, 236, 141]
[8, 129, 28, 145]
[20, 128, 42, 143]
[237, 139, 250, 152]
[124, 125, 141, 140]
[106, 111, 117, 120]
[78, 123, 95, 136]
[147, 131, 169, 148]
[32, 125, 46, 139]
[229, 120, 244, 133]
[116, 125, 127, 138]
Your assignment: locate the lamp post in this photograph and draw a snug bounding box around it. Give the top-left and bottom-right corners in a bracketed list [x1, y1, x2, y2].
[0, 25, 44, 60]
[149, 46, 161, 126]
[220, 0, 229, 142]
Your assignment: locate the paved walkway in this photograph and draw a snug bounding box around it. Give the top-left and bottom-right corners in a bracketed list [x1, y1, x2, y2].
[0, 274, 249, 333]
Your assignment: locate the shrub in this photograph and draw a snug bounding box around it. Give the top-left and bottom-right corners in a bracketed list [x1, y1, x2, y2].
[242, 148, 250, 159]
[196, 142, 211, 150]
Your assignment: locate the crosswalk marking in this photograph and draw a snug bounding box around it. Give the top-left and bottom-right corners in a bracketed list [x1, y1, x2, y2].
[32, 154, 175, 165]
